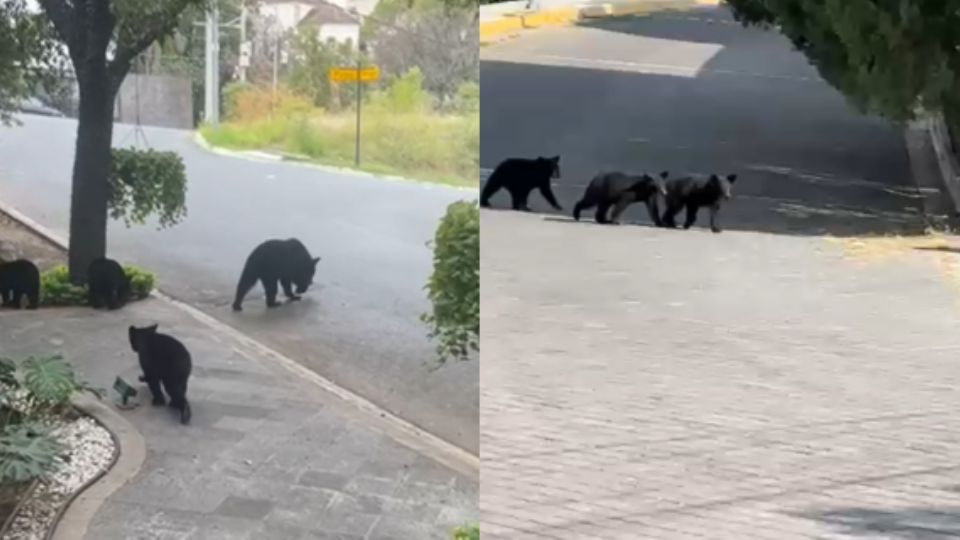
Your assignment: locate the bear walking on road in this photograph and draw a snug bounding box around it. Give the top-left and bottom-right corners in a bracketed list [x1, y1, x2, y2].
[232, 238, 320, 311]
[573, 171, 669, 225]
[661, 173, 738, 233]
[480, 156, 563, 212]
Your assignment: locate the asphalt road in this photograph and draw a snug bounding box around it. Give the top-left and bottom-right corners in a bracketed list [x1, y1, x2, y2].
[480, 6, 927, 237]
[0, 115, 479, 453]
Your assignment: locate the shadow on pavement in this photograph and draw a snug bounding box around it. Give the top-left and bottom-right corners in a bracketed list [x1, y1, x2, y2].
[796, 506, 960, 538]
[480, 6, 947, 238]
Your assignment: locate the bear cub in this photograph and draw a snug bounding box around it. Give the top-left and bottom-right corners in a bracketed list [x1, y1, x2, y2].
[233, 238, 320, 311]
[88, 257, 131, 310]
[573, 171, 669, 225]
[129, 324, 193, 425]
[480, 156, 563, 212]
[661, 173, 738, 233]
[0, 259, 40, 309]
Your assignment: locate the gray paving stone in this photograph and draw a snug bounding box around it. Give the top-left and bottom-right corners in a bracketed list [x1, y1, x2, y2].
[214, 496, 275, 519]
[297, 470, 350, 490]
[316, 510, 380, 537]
[344, 475, 401, 497]
[367, 516, 437, 540]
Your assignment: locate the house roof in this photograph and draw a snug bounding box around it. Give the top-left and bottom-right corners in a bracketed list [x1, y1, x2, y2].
[298, 1, 359, 25]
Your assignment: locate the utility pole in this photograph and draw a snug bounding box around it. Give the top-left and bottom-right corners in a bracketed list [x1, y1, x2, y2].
[238, 3, 248, 82]
[355, 42, 366, 168]
[204, 2, 221, 126]
[272, 32, 279, 94]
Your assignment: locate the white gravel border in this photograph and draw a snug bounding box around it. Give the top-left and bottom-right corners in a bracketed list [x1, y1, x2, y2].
[1, 416, 117, 540]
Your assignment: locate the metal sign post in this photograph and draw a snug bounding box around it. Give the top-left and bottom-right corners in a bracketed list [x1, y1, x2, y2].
[329, 62, 380, 168]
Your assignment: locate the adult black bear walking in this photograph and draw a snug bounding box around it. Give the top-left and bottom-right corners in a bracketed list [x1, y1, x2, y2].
[480, 156, 563, 212]
[0, 259, 39, 309]
[573, 171, 669, 225]
[129, 324, 193, 425]
[87, 257, 130, 310]
[661, 174, 738, 233]
[232, 238, 320, 312]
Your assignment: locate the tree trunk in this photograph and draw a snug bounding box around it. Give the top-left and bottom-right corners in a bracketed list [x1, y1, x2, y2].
[67, 71, 116, 284]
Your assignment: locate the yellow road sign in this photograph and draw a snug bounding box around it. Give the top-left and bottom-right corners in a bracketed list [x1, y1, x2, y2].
[329, 67, 380, 83]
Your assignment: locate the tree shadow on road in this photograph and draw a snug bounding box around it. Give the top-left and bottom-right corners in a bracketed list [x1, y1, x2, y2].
[795, 505, 960, 538]
[480, 6, 952, 238]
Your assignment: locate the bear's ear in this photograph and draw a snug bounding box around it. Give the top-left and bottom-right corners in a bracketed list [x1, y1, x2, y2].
[146, 324, 159, 333]
[312, 257, 320, 267]
[727, 174, 738, 183]
[659, 171, 669, 179]
[550, 155, 560, 163]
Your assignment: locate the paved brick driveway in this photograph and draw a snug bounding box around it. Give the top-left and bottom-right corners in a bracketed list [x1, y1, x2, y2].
[481, 210, 960, 539]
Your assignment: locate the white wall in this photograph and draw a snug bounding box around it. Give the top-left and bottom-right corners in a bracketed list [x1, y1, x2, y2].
[258, 2, 315, 30]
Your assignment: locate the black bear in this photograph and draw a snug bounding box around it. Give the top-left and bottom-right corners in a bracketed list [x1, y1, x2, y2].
[129, 324, 193, 425]
[232, 238, 320, 312]
[480, 156, 563, 212]
[661, 173, 738, 233]
[0, 259, 39, 309]
[573, 171, 669, 225]
[87, 258, 130, 310]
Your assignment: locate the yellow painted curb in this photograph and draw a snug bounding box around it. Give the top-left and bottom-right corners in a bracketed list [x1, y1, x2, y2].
[522, 6, 582, 27]
[480, 0, 721, 43]
[480, 15, 525, 42]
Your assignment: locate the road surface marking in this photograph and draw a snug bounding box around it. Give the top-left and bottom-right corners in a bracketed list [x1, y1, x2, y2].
[490, 52, 818, 83]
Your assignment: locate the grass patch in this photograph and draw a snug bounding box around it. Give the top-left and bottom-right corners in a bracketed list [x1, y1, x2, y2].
[199, 83, 479, 188]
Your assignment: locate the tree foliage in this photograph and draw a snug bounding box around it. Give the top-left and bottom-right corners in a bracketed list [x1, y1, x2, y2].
[0, 0, 68, 123]
[288, 27, 356, 110]
[109, 148, 188, 229]
[422, 200, 479, 364]
[366, 0, 478, 107]
[725, 0, 960, 125]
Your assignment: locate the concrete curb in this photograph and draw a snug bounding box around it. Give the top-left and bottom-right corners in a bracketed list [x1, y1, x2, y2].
[479, 0, 722, 44]
[0, 197, 481, 482]
[49, 394, 147, 540]
[192, 132, 478, 193]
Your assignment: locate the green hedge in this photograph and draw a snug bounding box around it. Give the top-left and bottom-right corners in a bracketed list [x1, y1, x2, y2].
[423, 200, 479, 363]
[40, 264, 155, 307]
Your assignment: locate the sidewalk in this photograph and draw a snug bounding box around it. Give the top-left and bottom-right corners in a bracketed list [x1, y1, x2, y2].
[1, 299, 477, 539]
[482, 211, 960, 538]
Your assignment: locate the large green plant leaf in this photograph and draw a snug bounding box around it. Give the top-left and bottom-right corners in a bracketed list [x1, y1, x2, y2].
[20, 354, 77, 408]
[0, 422, 63, 483]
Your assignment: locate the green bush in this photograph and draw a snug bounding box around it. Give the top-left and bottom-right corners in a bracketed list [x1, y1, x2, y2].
[287, 118, 326, 158]
[452, 523, 479, 540]
[422, 200, 479, 363]
[123, 265, 155, 300]
[39, 265, 87, 306]
[221, 80, 255, 120]
[109, 148, 188, 229]
[455, 82, 479, 114]
[40, 264, 156, 306]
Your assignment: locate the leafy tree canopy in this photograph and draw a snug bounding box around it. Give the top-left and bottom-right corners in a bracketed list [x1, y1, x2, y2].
[725, 0, 960, 123]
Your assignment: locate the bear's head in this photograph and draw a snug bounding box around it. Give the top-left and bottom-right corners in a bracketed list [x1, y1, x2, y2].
[294, 257, 322, 294]
[539, 155, 561, 179]
[712, 173, 737, 199]
[636, 171, 668, 197]
[128, 323, 159, 353]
